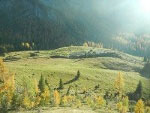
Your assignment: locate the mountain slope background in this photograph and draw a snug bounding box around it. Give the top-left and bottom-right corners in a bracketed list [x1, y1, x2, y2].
[0, 0, 150, 54]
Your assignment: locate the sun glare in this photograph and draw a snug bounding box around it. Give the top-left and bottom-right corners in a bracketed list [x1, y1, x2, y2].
[140, 0, 150, 13]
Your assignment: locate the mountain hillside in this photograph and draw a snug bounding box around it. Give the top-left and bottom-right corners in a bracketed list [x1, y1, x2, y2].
[0, 0, 127, 50]
[1, 0, 150, 56]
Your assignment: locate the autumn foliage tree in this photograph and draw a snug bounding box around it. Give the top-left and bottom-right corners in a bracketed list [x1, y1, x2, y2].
[53, 90, 60, 106]
[114, 72, 124, 98]
[117, 96, 129, 113]
[135, 99, 145, 113]
[22, 89, 32, 109]
[34, 79, 41, 107]
[40, 87, 50, 106]
[21, 42, 31, 50]
[38, 75, 50, 106]
[0, 58, 15, 112]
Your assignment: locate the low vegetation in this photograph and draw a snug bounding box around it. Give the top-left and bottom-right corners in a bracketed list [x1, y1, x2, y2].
[0, 46, 149, 113]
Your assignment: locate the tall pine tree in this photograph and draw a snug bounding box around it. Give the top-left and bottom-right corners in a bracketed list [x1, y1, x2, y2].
[135, 81, 143, 100]
[75, 70, 80, 80]
[38, 75, 46, 93]
[58, 79, 64, 90]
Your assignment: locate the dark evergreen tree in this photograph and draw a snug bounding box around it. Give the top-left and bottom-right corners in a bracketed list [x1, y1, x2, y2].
[134, 81, 143, 100]
[38, 74, 46, 93]
[75, 70, 80, 80]
[66, 86, 71, 95]
[45, 79, 51, 90]
[75, 84, 78, 96]
[0, 96, 9, 113]
[58, 79, 64, 90]
[141, 61, 150, 77]
[11, 93, 19, 110]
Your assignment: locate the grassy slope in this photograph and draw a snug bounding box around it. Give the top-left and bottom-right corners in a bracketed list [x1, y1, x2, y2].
[1, 46, 150, 113]
[2, 46, 149, 97]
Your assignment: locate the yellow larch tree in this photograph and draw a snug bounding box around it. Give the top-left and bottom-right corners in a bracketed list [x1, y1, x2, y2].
[0, 58, 9, 84]
[54, 90, 60, 106]
[114, 72, 124, 97]
[0, 58, 15, 106]
[116, 96, 129, 113]
[5, 73, 15, 104]
[40, 87, 50, 106]
[34, 78, 41, 107]
[22, 89, 32, 109]
[62, 95, 75, 106]
[34, 78, 39, 95]
[62, 95, 68, 106]
[135, 99, 145, 113]
[25, 43, 30, 49]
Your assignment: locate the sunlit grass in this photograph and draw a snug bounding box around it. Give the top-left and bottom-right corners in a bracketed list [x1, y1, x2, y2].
[2, 46, 149, 99]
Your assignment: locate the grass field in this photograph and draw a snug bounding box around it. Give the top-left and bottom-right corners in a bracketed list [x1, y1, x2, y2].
[1, 46, 150, 113]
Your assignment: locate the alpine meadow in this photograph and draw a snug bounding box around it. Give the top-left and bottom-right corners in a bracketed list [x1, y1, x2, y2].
[0, 0, 150, 113]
